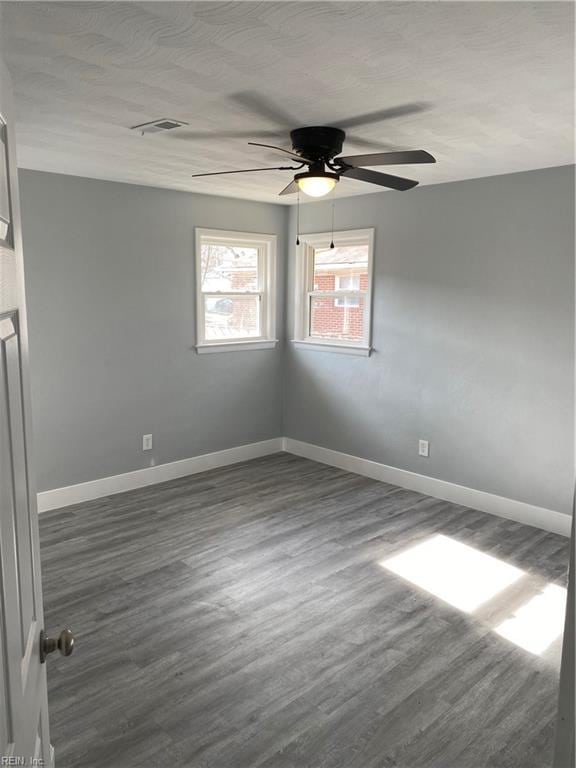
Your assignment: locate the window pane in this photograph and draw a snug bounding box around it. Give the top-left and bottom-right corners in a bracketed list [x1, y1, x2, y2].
[336, 274, 360, 291]
[310, 294, 366, 342]
[313, 245, 369, 292]
[334, 295, 361, 308]
[201, 244, 259, 292]
[204, 295, 260, 340]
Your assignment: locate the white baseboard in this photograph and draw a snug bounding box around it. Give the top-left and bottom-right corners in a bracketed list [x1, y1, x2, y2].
[283, 438, 572, 538]
[37, 435, 572, 538]
[37, 438, 283, 513]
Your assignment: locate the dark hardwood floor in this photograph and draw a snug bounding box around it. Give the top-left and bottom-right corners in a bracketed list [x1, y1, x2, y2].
[39, 453, 569, 768]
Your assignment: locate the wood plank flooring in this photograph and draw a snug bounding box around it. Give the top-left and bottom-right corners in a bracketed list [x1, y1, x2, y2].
[39, 453, 569, 768]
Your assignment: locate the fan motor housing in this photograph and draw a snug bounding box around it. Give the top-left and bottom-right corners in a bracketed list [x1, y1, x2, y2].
[290, 127, 346, 161]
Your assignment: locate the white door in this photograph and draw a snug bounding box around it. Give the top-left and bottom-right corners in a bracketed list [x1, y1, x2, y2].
[0, 39, 61, 768]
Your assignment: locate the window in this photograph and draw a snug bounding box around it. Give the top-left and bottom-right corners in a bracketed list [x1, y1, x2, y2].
[195, 229, 277, 353]
[293, 229, 374, 355]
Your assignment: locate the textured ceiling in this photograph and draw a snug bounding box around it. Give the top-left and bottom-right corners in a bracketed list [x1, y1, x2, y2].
[2, 1, 574, 204]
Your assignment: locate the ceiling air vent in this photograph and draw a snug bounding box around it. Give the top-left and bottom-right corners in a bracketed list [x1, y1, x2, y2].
[131, 118, 188, 135]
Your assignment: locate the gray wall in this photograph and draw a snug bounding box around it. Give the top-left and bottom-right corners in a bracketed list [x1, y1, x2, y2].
[284, 165, 574, 515]
[19, 166, 574, 517]
[19, 170, 286, 492]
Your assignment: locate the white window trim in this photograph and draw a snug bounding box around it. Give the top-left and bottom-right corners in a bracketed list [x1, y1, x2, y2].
[292, 228, 374, 355]
[195, 228, 277, 353]
[196, 339, 278, 354]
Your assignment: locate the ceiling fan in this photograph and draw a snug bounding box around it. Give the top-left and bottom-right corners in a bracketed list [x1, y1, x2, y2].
[188, 94, 436, 198]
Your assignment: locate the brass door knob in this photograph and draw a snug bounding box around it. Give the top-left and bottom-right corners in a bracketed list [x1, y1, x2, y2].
[40, 628, 75, 663]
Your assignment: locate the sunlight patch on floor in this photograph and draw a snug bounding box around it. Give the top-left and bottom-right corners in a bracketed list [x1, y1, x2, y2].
[494, 583, 567, 655]
[380, 534, 566, 657]
[380, 534, 524, 612]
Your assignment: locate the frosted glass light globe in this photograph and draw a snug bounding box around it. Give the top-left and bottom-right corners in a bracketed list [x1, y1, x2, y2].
[297, 175, 337, 198]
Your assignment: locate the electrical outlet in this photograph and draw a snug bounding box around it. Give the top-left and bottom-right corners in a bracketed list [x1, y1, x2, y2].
[418, 439, 429, 458]
[142, 434, 153, 451]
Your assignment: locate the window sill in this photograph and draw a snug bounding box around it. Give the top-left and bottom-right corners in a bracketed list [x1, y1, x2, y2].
[291, 340, 372, 357]
[196, 340, 278, 354]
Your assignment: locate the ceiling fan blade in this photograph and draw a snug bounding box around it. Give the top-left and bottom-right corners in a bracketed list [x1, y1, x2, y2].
[278, 181, 298, 195]
[279, 179, 299, 196]
[337, 150, 436, 167]
[191, 166, 298, 178]
[342, 166, 418, 191]
[335, 102, 429, 130]
[248, 142, 307, 163]
[229, 92, 296, 129]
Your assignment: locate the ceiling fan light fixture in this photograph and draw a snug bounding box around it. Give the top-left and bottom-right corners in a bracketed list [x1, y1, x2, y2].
[295, 170, 339, 198]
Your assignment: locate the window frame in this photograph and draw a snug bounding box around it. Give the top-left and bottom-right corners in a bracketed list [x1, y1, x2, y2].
[195, 228, 277, 353]
[293, 228, 374, 356]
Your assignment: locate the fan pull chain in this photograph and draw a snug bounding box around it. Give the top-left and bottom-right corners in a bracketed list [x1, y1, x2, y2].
[329, 184, 336, 249]
[296, 189, 301, 246]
